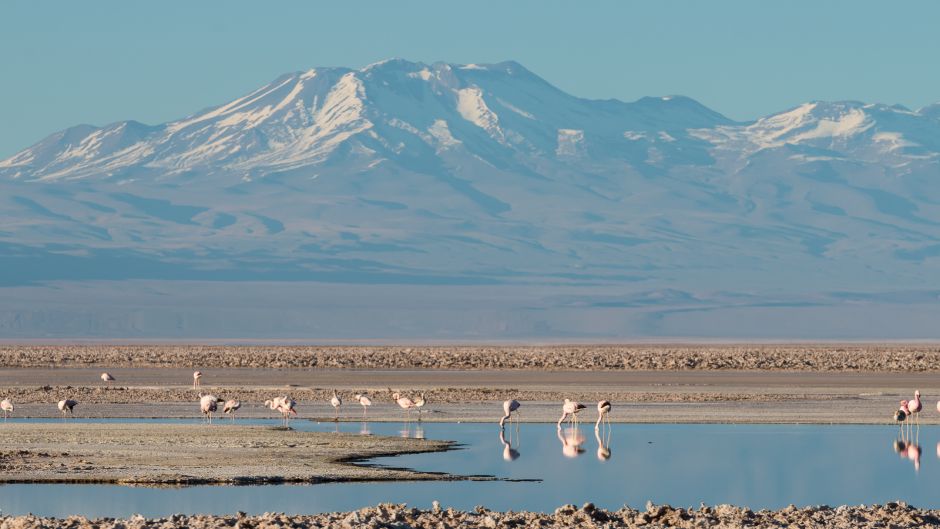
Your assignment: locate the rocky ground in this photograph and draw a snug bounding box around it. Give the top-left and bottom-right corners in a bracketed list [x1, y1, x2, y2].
[1, 502, 938, 528]
[0, 423, 454, 485]
[4, 343, 940, 371]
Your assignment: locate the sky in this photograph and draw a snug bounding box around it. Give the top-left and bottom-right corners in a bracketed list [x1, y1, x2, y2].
[1, 0, 939, 159]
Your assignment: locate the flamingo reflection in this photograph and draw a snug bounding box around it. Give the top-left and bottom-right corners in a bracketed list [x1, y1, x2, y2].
[499, 427, 521, 461]
[894, 427, 922, 472]
[556, 424, 586, 458]
[359, 422, 372, 435]
[594, 425, 612, 461]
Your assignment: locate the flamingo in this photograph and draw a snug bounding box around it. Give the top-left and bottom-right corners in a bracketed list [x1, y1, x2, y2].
[199, 394, 223, 423]
[907, 391, 923, 428]
[330, 390, 342, 421]
[596, 400, 612, 429]
[895, 403, 908, 432]
[192, 371, 203, 390]
[1, 398, 13, 420]
[414, 393, 427, 421]
[391, 392, 416, 421]
[557, 398, 586, 427]
[265, 396, 297, 426]
[223, 399, 241, 421]
[58, 399, 77, 417]
[355, 394, 372, 418]
[100, 372, 115, 386]
[499, 399, 521, 429]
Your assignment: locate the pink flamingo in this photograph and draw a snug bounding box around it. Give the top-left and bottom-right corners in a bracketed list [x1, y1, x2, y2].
[558, 398, 586, 427]
[58, 398, 77, 417]
[355, 394, 372, 418]
[596, 400, 612, 429]
[223, 399, 241, 420]
[193, 371, 203, 390]
[199, 394, 223, 423]
[265, 396, 297, 426]
[907, 391, 922, 428]
[392, 392, 416, 421]
[330, 390, 342, 421]
[499, 399, 521, 429]
[1, 398, 13, 420]
[100, 372, 115, 386]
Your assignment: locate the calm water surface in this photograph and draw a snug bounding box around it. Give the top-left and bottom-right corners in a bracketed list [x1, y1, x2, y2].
[0, 419, 936, 516]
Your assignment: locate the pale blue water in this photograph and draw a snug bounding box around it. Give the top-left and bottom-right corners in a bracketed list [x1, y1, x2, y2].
[0, 420, 935, 517]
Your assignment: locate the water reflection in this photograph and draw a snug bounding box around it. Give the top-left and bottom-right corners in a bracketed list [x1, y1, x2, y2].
[499, 428, 521, 461]
[398, 422, 425, 439]
[557, 425, 586, 458]
[893, 427, 922, 472]
[595, 426, 612, 461]
[359, 422, 372, 436]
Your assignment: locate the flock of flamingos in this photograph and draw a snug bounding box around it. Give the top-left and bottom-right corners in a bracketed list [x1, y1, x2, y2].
[0, 370, 614, 431]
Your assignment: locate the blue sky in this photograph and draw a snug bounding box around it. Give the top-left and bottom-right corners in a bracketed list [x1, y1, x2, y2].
[1, 0, 938, 159]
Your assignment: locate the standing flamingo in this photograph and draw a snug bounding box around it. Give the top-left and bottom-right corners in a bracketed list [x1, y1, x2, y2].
[1, 398, 13, 420]
[193, 371, 203, 390]
[414, 393, 427, 421]
[100, 372, 115, 386]
[265, 396, 297, 426]
[199, 394, 222, 423]
[58, 399, 77, 417]
[330, 390, 342, 421]
[596, 400, 612, 429]
[500, 399, 521, 429]
[355, 394, 372, 418]
[392, 392, 416, 421]
[908, 391, 923, 428]
[557, 398, 586, 427]
[223, 399, 241, 421]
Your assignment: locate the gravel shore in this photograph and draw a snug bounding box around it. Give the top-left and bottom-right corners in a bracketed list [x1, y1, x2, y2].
[1, 502, 936, 528]
[5, 343, 940, 371]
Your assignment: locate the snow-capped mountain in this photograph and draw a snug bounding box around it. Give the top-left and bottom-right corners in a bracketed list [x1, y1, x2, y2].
[2, 59, 940, 338]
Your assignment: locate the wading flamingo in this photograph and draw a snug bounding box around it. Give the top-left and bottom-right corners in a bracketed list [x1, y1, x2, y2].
[391, 392, 416, 421]
[499, 399, 521, 429]
[596, 400, 612, 429]
[331, 390, 342, 421]
[414, 393, 427, 421]
[1, 398, 13, 420]
[58, 399, 77, 417]
[100, 372, 115, 386]
[199, 394, 223, 423]
[355, 394, 372, 418]
[265, 396, 297, 426]
[908, 391, 923, 428]
[193, 371, 202, 390]
[895, 403, 908, 432]
[557, 399, 586, 427]
[223, 399, 241, 420]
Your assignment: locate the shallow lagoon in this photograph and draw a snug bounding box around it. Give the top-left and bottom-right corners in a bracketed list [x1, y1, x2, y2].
[0, 419, 936, 516]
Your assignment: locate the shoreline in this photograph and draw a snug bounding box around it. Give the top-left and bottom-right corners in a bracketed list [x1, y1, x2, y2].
[0, 502, 935, 528]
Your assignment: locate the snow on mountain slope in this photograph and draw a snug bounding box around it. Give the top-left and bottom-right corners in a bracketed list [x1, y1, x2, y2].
[1, 59, 940, 309]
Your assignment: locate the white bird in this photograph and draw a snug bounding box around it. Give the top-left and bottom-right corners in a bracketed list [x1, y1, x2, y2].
[596, 400, 612, 429]
[500, 399, 521, 429]
[199, 394, 223, 423]
[58, 399, 78, 417]
[355, 393, 372, 418]
[392, 392, 416, 421]
[331, 390, 342, 421]
[414, 393, 427, 421]
[192, 371, 202, 390]
[558, 398, 586, 427]
[1, 398, 13, 420]
[100, 372, 115, 385]
[265, 396, 297, 426]
[223, 399, 241, 420]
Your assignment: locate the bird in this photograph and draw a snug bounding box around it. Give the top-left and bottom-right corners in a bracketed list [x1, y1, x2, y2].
[907, 391, 923, 427]
[100, 372, 115, 386]
[355, 393, 372, 418]
[558, 398, 586, 427]
[895, 406, 907, 430]
[192, 371, 203, 390]
[199, 394, 223, 423]
[223, 399, 241, 420]
[330, 390, 342, 421]
[1, 398, 13, 420]
[499, 399, 521, 429]
[265, 396, 297, 426]
[414, 393, 427, 421]
[596, 400, 612, 429]
[58, 399, 77, 417]
[391, 392, 416, 421]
